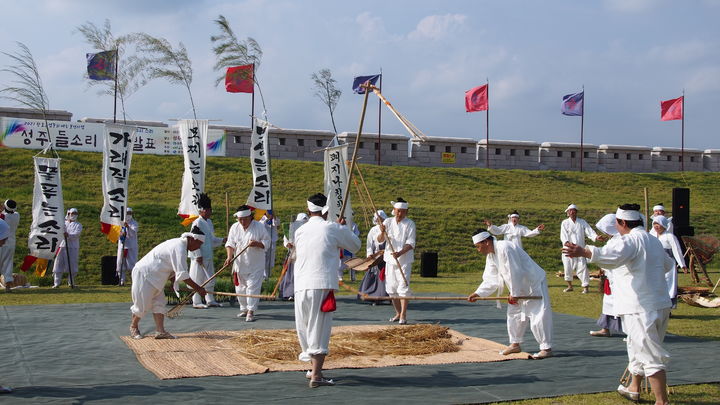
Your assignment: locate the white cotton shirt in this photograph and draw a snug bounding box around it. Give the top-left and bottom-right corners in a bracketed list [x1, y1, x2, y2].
[225, 220, 269, 275]
[380, 217, 416, 266]
[588, 227, 674, 315]
[294, 216, 361, 291]
[560, 217, 598, 247]
[474, 240, 547, 298]
[121, 217, 139, 251]
[0, 211, 19, 248]
[654, 231, 686, 268]
[133, 237, 191, 290]
[488, 222, 541, 250]
[283, 218, 308, 248]
[366, 225, 384, 256]
[59, 220, 83, 249]
[189, 216, 224, 259]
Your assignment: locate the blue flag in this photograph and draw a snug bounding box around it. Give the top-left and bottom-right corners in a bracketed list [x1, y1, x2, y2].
[86, 50, 117, 81]
[561, 91, 584, 116]
[352, 74, 380, 94]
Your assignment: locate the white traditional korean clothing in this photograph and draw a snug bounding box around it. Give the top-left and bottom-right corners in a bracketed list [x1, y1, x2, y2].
[116, 217, 139, 284]
[379, 216, 416, 297]
[279, 217, 308, 299]
[359, 225, 388, 298]
[130, 237, 192, 318]
[0, 210, 19, 284]
[294, 216, 361, 361]
[560, 217, 599, 287]
[189, 216, 224, 305]
[226, 220, 270, 311]
[474, 239, 553, 350]
[649, 215, 673, 236]
[488, 221, 541, 250]
[262, 215, 280, 279]
[653, 231, 685, 302]
[53, 220, 83, 287]
[587, 227, 675, 377]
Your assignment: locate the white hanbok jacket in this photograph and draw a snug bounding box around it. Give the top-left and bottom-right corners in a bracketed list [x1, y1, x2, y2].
[59, 220, 83, 249]
[133, 238, 192, 290]
[225, 220, 270, 275]
[488, 222, 541, 250]
[560, 217, 598, 248]
[379, 217, 416, 266]
[587, 227, 674, 315]
[189, 216, 224, 260]
[0, 211, 19, 248]
[474, 240, 547, 298]
[294, 216, 361, 291]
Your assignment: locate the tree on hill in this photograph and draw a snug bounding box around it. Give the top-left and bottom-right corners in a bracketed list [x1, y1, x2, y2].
[311, 68, 342, 135]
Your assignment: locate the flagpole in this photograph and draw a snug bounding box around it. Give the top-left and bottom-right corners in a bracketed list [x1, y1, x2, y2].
[681, 89, 685, 172]
[377, 69, 382, 166]
[486, 78, 490, 169]
[113, 48, 118, 124]
[580, 85, 584, 172]
[251, 63, 256, 130]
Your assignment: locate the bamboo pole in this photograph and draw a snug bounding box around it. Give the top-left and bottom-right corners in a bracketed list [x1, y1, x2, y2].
[270, 250, 291, 298]
[338, 82, 371, 222]
[644, 187, 649, 230]
[354, 163, 409, 287]
[361, 295, 541, 302]
[225, 191, 230, 235]
[213, 291, 276, 300]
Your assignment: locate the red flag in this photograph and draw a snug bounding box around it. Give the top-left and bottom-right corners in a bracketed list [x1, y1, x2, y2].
[465, 84, 488, 112]
[225, 64, 254, 93]
[660, 96, 683, 121]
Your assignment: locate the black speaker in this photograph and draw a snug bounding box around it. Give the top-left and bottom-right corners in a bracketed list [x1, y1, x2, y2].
[672, 188, 690, 227]
[101, 256, 119, 285]
[420, 251, 438, 277]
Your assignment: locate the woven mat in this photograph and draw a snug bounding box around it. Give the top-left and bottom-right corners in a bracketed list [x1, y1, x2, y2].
[121, 325, 530, 380]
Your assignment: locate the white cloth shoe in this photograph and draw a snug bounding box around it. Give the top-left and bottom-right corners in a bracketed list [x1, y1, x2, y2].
[237, 310, 248, 318]
[617, 384, 639, 402]
[192, 304, 208, 309]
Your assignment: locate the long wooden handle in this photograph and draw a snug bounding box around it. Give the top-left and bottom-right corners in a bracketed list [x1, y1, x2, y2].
[270, 250, 291, 298]
[213, 291, 276, 300]
[338, 81, 371, 221]
[361, 295, 542, 301]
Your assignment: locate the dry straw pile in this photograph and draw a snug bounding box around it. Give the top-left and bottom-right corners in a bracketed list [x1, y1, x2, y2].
[227, 324, 460, 362]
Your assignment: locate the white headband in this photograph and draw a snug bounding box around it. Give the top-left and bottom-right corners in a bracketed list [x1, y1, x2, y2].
[616, 207, 641, 221]
[508, 213, 519, 218]
[565, 204, 578, 212]
[296, 213, 308, 222]
[321, 205, 329, 215]
[234, 209, 252, 218]
[307, 201, 325, 212]
[653, 205, 665, 212]
[182, 232, 206, 242]
[472, 231, 491, 245]
[392, 201, 409, 209]
[4, 201, 15, 212]
[653, 215, 669, 229]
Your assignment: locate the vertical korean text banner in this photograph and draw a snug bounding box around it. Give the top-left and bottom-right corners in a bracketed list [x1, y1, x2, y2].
[29, 157, 66, 260]
[100, 124, 135, 242]
[178, 119, 208, 219]
[246, 119, 272, 212]
[323, 144, 353, 226]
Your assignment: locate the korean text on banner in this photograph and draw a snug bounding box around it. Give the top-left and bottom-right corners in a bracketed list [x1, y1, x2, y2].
[323, 144, 353, 226]
[178, 119, 208, 219]
[28, 157, 66, 260]
[246, 119, 272, 211]
[100, 124, 135, 242]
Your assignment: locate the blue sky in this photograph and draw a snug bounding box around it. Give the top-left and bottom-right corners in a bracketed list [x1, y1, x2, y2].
[1, 0, 718, 149]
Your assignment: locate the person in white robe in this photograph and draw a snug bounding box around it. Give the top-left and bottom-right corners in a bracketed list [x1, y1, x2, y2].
[294, 193, 361, 387]
[377, 198, 416, 324]
[589, 214, 623, 337]
[0, 218, 14, 392]
[485, 210, 544, 250]
[116, 207, 139, 286]
[52, 208, 83, 288]
[189, 194, 226, 308]
[0, 200, 19, 291]
[649, 204, 673, 236]
[560, 204, 606, 293]
[563, 204, 674, 405]
[129, 228, 207, 340]
[468, 229, 554, 359]
[261, 211, 280, 280]
[651, 215, 686, 308]
[279, 213, 309, 299]
[224, 205, 270, 322]
[358, 210, 389, 300]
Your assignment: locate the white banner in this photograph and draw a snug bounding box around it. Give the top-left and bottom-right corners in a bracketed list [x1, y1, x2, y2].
[246, 119, 272, 210]
[28, 157, 66, 260]
[324, 144, 353, 225]
[0, 117, 226, 156]
[177, 119, 208, 218]
[100, 124, 135, 226]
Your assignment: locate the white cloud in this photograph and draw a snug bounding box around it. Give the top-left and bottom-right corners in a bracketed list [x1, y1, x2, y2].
[604, 0, 661, 13]
[407, 14, 467, 40]
[646, 40, 711, 63]
[686, 66, 720, 93]
[356, 12, 387, 41]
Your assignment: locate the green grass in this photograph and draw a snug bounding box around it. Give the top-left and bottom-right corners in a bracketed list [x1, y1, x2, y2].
[1, 148, 719, 403]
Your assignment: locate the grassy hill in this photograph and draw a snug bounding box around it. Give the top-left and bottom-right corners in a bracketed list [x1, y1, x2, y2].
[2, 147, 719, 284]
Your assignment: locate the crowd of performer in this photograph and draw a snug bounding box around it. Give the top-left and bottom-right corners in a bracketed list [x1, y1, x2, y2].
[0, 194, 683, 401]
